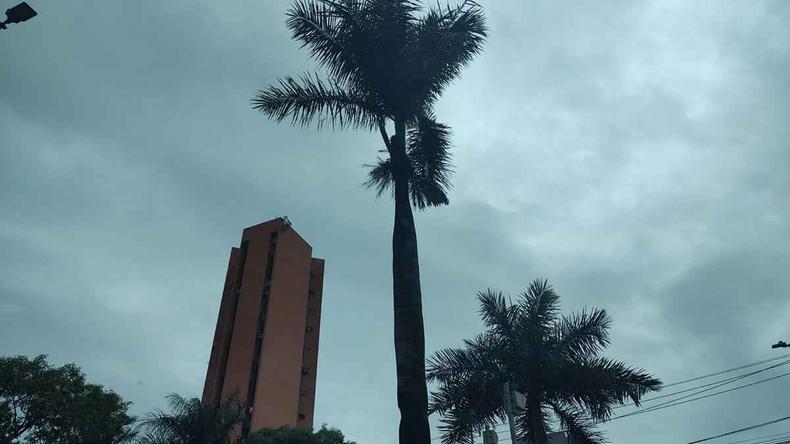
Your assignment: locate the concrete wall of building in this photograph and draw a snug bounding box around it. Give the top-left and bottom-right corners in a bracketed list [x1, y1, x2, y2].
[296, 258, 324, 429]
[250, 227, 312, 430]
[201, 218, 324, 435]
[220, 220, 281, 406]
[202, 247, 242, 406]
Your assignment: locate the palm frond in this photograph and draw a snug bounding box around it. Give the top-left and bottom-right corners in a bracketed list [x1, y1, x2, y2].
[550, 357, 662, 420]
[363, 156, 394, 197]
[407, 114, 453, 209]
[287, 0, 381, 92]
[323, 0, 422, 111]
[428, 334, 508, 443]
[553, 308, 611, 359]
[135, 430, 170, 444]
[513, 400, 551, 444]
[287, 1, 353, 82]
[430, 280, 659, 444]
[252, 73, 379, 130]
[137, 394, 244, 444]
[518, 279, 560, 335]
[477, 289, 520, 338]
[165, 393, 193, 415]
[433, 406, 480, 444]
[363, 114, 453, 208]
[426, 334, 502, 383]
[431, 376, 505, 444]
[547, 400, 606, 444]
[411, 0, 487, 105]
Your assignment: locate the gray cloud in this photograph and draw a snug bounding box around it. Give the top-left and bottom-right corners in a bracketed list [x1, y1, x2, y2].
[2, 1, 789, 443]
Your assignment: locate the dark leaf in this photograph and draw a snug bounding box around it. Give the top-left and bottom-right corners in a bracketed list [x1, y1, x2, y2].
[252, 73, 379, 130]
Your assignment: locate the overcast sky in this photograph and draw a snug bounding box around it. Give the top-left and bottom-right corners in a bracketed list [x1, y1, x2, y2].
[2, 1, 789, 443]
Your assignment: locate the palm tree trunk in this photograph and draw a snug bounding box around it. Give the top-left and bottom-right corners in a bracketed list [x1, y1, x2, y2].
[527, 392, 548, 444]
[391, 120, 431, 444]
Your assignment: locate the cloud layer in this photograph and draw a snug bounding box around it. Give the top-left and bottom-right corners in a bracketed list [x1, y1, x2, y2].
[2, 1, 789, 442]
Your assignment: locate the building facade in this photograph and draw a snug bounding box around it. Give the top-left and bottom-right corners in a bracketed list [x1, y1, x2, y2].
[202, 217, 324, 435]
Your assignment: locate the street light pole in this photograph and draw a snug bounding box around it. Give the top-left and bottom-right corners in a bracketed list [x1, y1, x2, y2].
[502, 382, 521, 444]
[0, 2, 37, 31]
[772, 341, 789, 349]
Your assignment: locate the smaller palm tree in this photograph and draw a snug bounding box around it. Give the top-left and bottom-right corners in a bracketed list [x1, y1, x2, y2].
[427, 279, 662, 444]
[136, 394, 245, 444]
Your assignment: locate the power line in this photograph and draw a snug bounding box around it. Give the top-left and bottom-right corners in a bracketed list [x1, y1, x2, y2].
[609, 360, 790, 418]
[487, 356, 790, 432]
[744, 435, 790, 444]
[605, 370, 790, 422]
[664, 354, 790, 389]
[615, 358, 790, 410]
[728, 431, 790, 444]
[431, 355, 790, 442]
[688, 416, 790, 443]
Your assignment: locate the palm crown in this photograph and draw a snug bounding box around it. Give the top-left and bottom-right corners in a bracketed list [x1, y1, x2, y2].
[252, 0, 486, 207]
[253, 3, 487, 442]
[136, 394, 245, 444]
[427, 280, 662, 444]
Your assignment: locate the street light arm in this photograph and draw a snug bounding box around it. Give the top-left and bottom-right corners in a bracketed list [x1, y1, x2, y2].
[1, 2, 37, 31]
[772, 341, 789, 349]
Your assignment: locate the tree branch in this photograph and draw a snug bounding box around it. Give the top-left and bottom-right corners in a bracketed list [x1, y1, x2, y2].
[378, 119, 392, 154]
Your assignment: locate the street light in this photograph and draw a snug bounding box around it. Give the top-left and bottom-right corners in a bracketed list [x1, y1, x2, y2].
[772, 341, 788, 349]
[0, 2, 37, 30]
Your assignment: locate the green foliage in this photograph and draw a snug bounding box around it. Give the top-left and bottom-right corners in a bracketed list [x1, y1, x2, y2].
[0, 354, 135, 443]
[136, 394, 245, 444]
[252, 0, 487, 209]
[245, 425, 355, 444]
[254, 2, 487, 442]
[427, 279, 663, 444]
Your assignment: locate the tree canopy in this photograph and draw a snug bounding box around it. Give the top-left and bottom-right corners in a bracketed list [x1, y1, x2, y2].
[136, 393, 245, 444]
[252, 0, 487, 209]
[427, 280, 662, 444]
[0, 354, 135, 443]
[253, 3, 487, 443]
[246, 425, 356, 444]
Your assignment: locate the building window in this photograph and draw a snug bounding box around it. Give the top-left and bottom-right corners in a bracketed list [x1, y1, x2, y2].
[298, 414, 306, 420]
[301, 367, 310, 376]
[305, 326, 313, 332]
[300, 391, 308, 397]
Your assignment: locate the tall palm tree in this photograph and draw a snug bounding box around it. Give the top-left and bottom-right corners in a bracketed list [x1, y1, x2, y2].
[251, 2, 486, 443]
[136, 394, 245, 444]
[427, 279, 662, 444]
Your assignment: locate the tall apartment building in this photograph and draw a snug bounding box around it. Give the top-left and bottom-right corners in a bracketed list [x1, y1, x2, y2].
[202, 217, 324, 435]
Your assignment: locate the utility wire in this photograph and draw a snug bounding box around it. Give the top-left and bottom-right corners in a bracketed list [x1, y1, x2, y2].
[609, 360, 790, 418]
[664, 354, 790, 389]
[745, 440, 790, 444]
[728, 431, 790, 444]
[605, 370, 790, 422]
[431, 355, 790, 442]
[688, 416, 790, 443]
[615, 358, 790, 410]
[748, 435, 790, 444]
